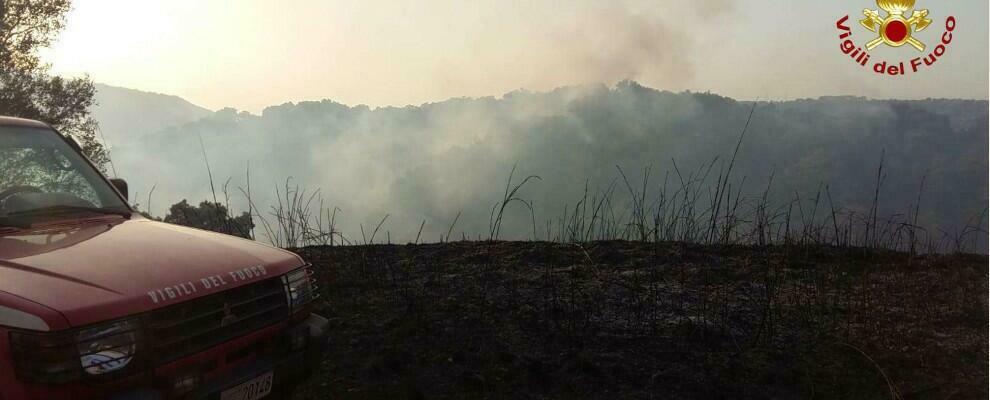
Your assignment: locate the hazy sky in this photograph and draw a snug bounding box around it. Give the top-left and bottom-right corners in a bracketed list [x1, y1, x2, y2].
[43, 0, 989, 113]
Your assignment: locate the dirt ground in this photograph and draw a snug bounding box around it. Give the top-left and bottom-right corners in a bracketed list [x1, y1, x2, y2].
[287, 241, 988, 399]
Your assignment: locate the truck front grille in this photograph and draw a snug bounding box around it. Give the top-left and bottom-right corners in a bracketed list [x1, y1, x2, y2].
[147, 278, 288, 364]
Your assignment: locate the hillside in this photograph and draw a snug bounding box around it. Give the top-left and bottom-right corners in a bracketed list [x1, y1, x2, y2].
[289, 241, 988, 399]
[93, 82, 988, 251]
[91, 83, 213, 146]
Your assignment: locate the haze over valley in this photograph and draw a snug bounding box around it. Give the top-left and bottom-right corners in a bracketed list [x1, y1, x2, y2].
[92, 82, 988, 250]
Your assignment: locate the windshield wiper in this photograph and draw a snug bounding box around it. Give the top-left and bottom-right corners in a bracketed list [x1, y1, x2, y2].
[7, 205, 132, 219]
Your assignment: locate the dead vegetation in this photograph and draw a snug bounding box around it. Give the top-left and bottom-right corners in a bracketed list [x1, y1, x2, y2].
[290, 241, 988, 399]
[148, 104, 988, 398]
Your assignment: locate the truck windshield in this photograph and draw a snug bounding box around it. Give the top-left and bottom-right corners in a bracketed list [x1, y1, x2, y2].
[0, 126, 129, 225]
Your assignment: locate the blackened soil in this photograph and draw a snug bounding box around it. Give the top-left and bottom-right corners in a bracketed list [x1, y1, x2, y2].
[289, 241, 988, 399]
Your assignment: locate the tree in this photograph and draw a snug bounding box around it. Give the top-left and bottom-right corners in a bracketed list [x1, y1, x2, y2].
[0, 0, 109, 168]
[164, 199, 255, 239]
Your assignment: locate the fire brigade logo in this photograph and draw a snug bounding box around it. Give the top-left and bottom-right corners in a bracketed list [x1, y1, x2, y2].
[860, 0, 931, 51]
[835, 1, 956, 76]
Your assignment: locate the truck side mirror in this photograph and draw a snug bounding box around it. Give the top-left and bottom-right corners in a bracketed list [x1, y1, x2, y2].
[110, 178, 128, 201]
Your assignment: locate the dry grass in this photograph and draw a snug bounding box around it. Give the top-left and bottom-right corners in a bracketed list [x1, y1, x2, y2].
[151, 114, 987, 398]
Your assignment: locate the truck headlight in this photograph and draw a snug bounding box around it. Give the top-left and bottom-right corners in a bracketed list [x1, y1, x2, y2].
[78, 319, 140, 375]
[283, 265, 317, 312]
[9, 318, 142, 383]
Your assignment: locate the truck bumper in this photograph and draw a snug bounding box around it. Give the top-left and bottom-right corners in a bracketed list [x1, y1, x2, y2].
[111, 313, 329, 400]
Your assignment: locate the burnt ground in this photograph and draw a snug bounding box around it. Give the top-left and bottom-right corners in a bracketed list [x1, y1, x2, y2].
[287, 241, 988, 399]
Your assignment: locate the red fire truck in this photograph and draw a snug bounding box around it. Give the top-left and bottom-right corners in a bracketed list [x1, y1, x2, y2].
[0, 116, 328, 399]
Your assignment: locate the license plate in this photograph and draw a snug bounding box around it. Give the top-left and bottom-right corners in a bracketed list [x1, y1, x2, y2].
[220, 371, 274, 400]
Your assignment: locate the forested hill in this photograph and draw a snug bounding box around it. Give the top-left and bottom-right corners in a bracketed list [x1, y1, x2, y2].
[93, 83, 212, 145]
[96, 82, 988, 249]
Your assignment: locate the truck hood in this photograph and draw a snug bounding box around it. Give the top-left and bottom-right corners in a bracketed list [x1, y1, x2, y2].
[0, 217, 304, 328]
